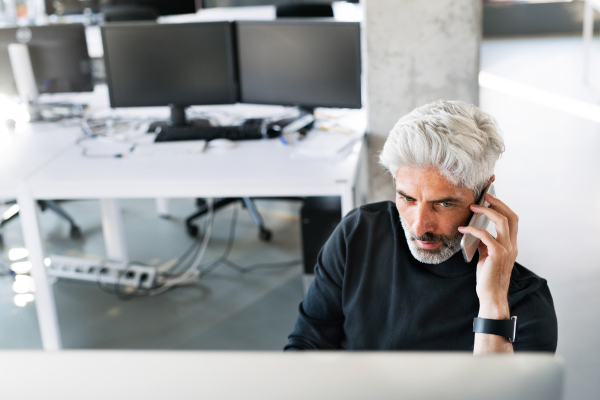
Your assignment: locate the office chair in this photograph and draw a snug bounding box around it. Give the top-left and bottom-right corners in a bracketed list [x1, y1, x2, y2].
[0, 200, 82, 247]
[186, 197, 272, 241]
[276, 3, 334, 18]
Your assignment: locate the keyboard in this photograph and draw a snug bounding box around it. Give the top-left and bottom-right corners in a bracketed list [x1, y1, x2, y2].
[154, 119, 266, 143]
[129, 140, 207, 157]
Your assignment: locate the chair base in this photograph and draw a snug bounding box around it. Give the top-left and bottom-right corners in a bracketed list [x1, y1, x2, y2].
[186, 197, 272, 241]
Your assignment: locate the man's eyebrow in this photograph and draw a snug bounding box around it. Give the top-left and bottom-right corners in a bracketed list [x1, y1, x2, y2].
[396, 189, 414, 199]
[429, 196, 462, 204]
[396, 189, 463, 204]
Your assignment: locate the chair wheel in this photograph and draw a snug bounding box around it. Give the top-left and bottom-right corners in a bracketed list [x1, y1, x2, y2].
[70, 226, 82, 239]
[187, 224, 199, 237]
[259, 228, 272, 242]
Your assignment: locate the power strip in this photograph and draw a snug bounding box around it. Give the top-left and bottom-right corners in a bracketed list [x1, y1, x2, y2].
[46, 255, 157, 289]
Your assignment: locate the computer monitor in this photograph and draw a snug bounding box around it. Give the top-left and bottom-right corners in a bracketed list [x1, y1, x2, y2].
[0, 24, 93, 96]
[236, 20, 361, 111]
[45, 1, 197, 16]
[0, 351, 564, 400]
[101, 21, 237, 126]
[115, 1, 198, 16]
[44, 0, 99, 15]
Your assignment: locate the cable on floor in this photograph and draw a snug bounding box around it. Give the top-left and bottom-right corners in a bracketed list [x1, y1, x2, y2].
[198, 203, 301, 278]
[94, 199, 301, 299]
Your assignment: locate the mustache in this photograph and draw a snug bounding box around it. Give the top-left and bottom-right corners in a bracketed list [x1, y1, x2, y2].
[399, 216, 462, 248]
[410, 231, 460, 246]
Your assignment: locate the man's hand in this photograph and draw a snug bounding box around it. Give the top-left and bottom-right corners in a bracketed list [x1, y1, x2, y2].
[458, 193, 519, 354]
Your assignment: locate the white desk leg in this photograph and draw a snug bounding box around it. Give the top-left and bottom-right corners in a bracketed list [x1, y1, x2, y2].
[584, 0, 594, 81]
[155, 198, 170, 218]
[17, 185, 62, 350]
[355, 141, 370, 208]
[339, 183, 355, 217]
[100, 199, 128, 262]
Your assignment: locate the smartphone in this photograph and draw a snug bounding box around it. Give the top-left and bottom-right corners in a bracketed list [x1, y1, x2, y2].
[460, 183, 496, 263]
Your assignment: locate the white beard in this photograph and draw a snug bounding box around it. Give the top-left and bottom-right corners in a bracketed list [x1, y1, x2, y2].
[399, 217, 463, 264]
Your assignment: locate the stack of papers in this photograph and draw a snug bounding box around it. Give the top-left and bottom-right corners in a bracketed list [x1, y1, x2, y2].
[289, 130, 360, 159]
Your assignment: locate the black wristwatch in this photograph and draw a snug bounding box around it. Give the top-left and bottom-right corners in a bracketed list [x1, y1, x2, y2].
[473, 316, 517, 343]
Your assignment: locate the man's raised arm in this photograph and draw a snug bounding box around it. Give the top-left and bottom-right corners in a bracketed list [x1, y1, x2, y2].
[458, 193, 519, 355]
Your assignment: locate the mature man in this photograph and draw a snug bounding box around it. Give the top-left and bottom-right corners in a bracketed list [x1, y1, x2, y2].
[285, 101, 557, 354]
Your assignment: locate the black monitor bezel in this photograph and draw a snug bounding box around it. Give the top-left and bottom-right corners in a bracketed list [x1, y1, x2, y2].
[101, 20, 239, 109]
[0, 23, 93, 96]
[235, 19, 362, 110]
[45, 0, 197, 16]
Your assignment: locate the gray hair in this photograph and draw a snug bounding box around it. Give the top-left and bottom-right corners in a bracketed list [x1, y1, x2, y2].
[379, 100, 505, 198]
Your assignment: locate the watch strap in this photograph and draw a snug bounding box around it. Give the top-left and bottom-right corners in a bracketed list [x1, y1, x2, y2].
[473, 316, 517, 343]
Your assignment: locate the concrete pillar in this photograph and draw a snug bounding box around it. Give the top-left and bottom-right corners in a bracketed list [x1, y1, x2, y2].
[364, 0, 481, 201]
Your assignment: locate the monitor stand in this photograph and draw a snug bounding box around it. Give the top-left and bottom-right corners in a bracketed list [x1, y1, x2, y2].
[8, 43, 41, 121]
[147, 104, 210, 133]
[280, 107, 315, 135]
[299, 107, 316, 130]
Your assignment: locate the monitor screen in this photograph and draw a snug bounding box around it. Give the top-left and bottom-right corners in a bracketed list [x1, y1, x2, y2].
[45, 1, 196, 16]
[44, 0, 100, 15]
[236, 20, 361, 109]
[0, 24, 93, 96]
[101, 21, 237, 108]
[127, 1, 197, 16]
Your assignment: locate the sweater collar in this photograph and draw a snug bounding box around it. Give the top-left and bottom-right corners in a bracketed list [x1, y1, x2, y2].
[416, 250, 478, 278]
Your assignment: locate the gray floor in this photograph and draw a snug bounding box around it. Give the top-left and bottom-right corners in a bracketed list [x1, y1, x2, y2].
[1, 33, 600, 400]
[0, 198, 305, 351]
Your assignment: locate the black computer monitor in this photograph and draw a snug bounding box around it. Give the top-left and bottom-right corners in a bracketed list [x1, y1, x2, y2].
[116, 1, 197, 16]
[45, 1, 197, 16]
[236, 20, 361, 111]
[44, 0, 100, 15]
[0, 24, 93, 96]
[101, 21, 237, 125]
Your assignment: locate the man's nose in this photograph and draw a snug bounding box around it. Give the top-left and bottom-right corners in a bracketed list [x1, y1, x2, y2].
[411, 205, 437, 237]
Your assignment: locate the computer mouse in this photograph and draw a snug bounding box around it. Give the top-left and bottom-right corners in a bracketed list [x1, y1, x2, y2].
[208, 138, 236, 149]
[5, 118, 16, 130]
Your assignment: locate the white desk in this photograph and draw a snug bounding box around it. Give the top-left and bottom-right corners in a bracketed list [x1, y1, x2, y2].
[0, 120, 76, 198]
[26, 130, 365, 203]
[18, 90, 367, 350]
[0, 86, 106, 198]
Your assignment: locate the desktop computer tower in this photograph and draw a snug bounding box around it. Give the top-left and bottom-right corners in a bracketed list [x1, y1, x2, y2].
[300, 197, 342, 275]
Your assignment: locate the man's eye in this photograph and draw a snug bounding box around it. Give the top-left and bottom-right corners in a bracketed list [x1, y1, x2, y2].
[439, 202, 452, 208]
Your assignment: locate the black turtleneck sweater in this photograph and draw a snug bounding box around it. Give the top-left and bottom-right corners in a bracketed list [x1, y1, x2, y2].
[285, 201, 557, 352]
